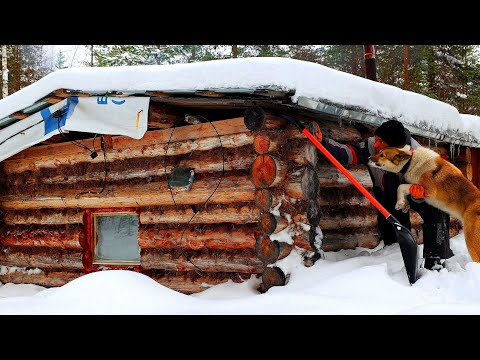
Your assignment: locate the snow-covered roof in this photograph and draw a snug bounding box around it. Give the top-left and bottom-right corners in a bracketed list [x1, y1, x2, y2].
[0, 57, 479, 148]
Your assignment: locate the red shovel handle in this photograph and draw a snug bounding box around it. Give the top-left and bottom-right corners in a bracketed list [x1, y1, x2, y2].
[302, 128, 391, 219]
[282, 113, 390, 218]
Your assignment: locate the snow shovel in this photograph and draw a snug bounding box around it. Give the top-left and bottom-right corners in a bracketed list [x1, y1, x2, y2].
[281, 114, 418, 285]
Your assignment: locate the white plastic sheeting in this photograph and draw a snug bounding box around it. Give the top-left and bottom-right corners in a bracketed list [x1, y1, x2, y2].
[0, 96, 149, 163]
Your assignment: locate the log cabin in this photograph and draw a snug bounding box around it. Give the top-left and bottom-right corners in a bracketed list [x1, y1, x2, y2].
[0, 57, 478, 294]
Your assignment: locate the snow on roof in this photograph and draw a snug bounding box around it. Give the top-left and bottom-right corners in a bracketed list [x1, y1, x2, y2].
[0, 57, 478, 147]
[454, 114, 480, 146]
[461, 113, 480, 126]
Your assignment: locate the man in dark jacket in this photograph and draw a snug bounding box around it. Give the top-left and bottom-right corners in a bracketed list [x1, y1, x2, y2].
[316, 119, 454, 270]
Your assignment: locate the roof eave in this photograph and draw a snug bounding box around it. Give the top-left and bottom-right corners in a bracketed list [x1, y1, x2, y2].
[297, 96, 480, 148]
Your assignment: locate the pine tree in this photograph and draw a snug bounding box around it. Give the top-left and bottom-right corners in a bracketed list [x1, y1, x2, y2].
[322, 45, 365, 77]
[2, 45, 51, 94]
[287, 45, 326, 63]
[92, 45, 228, 66]
[92, 45, 154, 66]
[158, 45, 224, 63]
[417, 45, 480, 113]
[237, 45, 290, 58]
[55, 50, 67, 70]
[375, 45, 403, 87]
[20, 45, 50, 85]
[7, 45, 21, 93]
[324, 45, 480, 115]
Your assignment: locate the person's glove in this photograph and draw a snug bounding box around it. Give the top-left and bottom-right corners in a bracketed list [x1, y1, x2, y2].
[409, 184, 427, 198]
[315, 127, 322, 142]
[308, 121, 322, 143]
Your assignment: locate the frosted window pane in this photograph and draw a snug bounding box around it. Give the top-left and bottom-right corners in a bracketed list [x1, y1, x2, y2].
[95, 215, 140, 262]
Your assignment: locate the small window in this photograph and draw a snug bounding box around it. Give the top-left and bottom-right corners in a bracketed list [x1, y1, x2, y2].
[93, 212, 140, 265]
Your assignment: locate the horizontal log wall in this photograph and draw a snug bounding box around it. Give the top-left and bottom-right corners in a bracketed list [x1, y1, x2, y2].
[0, 111, 269, 293]
[138, 224, 257, 250]
[0, 249, 84, 269]
[0, 177, 256, 209]
[0, 225, 83, 249]
[141, 249, 263, 273]
[0, 105, 464, 293]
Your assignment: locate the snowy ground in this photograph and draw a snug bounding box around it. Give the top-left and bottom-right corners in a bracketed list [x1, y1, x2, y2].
[0, 231, 478, 315]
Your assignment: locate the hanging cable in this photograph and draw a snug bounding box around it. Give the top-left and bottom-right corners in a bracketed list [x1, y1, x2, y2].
[54, 109, 98, 159]
[75, 136, 108, 199]
[50, 109, 108, 198]
[163, 116, 225, 277]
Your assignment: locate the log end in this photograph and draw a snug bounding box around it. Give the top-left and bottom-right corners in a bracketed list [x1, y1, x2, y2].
[251, 154, 277, 188]
[254, 189, 273, 210]
[259, 213, 277, 235]
[255, 236, 280, 264]
[277, 242, 292, 260]
[244, 107, 266, 131]
[262, 266, 286, 291]
[253, 134, 271, 154]
[305, 143, 319, 168]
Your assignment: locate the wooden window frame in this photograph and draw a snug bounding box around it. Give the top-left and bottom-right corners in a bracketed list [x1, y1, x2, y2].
[92, 211, 140, 266]
[82, 208, 142, 273]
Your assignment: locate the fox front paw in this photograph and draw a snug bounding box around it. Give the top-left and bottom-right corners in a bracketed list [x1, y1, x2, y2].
[395, 200, 410, 213]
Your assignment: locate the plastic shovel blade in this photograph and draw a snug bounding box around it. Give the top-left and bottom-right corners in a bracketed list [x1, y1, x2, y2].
[387, 215, 419, 284]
